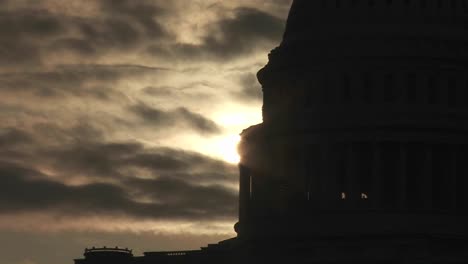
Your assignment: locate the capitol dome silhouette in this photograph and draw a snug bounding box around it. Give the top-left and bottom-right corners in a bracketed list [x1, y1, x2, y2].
[75, 1, 468, 263]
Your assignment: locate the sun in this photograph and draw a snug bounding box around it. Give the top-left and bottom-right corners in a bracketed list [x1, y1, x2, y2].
[210, 108, 261, 164]
[217, 134, 241, 164]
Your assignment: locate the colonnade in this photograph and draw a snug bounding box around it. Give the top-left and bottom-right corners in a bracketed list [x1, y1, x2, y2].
[240, 141, 468, 217]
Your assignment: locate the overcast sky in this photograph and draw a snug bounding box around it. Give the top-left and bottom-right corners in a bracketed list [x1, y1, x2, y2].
[0, 1, 292, 264]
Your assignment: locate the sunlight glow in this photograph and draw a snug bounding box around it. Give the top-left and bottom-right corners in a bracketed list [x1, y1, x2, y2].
[205, 108, 260, 164]
[214, 109, 262, 128]
[217, 134, 241, 164]
[158, 107, 260, 165]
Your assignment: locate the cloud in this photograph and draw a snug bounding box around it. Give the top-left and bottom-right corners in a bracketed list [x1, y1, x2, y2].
[0, 64, 167, 99]
[122, 147, 238, 184]
[0, 128, 32, 148]
[0, 9, 66, 68]
[0, 119, 237, 182]
[99, 0, 168, 38]
[0, 162, 129, 213]
[127, 177, 237, 218]
[234, 73, 263, 101]
[38, 137, 237, 184]
[130, 103, 221, 135]
[0, 1, 292, 263]
[0, 159, 237, 221]
[148, 7, 285, 61]
[0, 0, 171, 69]
[0, 124, 238, 222]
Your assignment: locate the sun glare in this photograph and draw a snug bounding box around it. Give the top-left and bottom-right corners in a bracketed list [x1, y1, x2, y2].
[208, 109, 260, 164]
[218, 134, 241, 164]
[177, 108, 260, 165]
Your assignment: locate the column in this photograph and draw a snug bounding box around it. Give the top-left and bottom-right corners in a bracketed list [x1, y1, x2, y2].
[346, 143, 358, 207]
[308, 144, 321, 208]
[449, 145, 458, 211]
[238, 165, 251, 224]
[299, 145, 308, 202]
[397, 72, 407, 104]
[455, 75, 467, 109]
[372, 142, 383, 209]
[423, 145, 433, 210]
[334, 143, 346, 209]
[362, 72, 372, 104]
[320, 142, 333, 208]
[398, 143, 408, 209]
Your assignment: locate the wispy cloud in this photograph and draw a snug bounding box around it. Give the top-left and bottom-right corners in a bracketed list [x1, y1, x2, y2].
[0, 0, 293, 263]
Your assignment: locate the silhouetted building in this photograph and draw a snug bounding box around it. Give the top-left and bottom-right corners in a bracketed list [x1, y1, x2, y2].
[75, 0, 468, 263]
[75, 248, 134, 264]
